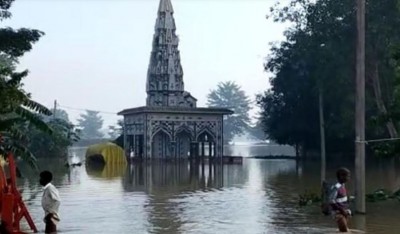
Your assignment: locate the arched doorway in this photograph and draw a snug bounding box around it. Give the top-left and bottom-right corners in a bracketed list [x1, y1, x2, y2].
[197, 130, 215, 158]
[176, 129, 192, 158]
[151, 130, 172, 158]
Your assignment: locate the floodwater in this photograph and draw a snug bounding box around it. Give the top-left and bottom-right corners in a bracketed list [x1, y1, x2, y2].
[15, 146, 400, 234]
[224, 143, 296, 157]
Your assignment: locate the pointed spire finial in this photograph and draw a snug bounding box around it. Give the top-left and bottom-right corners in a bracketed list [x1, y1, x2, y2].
[146, 0, 197, 108]
[158, 0, 174, 13]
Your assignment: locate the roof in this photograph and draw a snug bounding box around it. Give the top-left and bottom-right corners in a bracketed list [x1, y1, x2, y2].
[118, 106, 233, 116]
[183, 91, 197, 101]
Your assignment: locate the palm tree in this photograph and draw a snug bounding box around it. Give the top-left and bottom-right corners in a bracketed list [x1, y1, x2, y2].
[0, 0, 49, 169]
[0, 59, 52, 169]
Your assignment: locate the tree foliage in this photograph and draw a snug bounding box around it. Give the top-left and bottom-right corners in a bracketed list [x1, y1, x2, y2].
[108, 119, 123, 140]
[207, 81, 251, 143]
[259, 0, 400, 156]
[0, 0, 51, 168]
[77, 110, 104, 139]
[28, 117, 80, 157]
[49, 108, 69, 122]
[247, 118, 266, 140]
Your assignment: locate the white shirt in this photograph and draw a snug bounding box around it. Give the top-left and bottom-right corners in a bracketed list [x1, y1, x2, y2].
[42, 183, 61, 218]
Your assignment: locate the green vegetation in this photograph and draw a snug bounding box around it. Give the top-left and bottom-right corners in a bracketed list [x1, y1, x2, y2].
[28, 114, 80, 157]
[247, 119, 266, 141]
[207, 81, 252, 143]
[366, 189, 400, 202]
[108, 119, 123, 140]
[0, 0, 49, 168]
[258, 0, 400, 157]
[299, 190, 322, 206]
[0, 0, 78, 168]
[77, 110, 104, 139]
[298, 188, 400, 206]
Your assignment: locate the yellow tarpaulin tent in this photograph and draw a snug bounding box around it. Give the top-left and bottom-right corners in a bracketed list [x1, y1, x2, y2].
[86, 162, 126, 179]
[85, 142, 127, 165]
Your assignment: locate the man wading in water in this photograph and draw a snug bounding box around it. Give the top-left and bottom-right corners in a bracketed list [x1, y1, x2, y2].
[329, 168, 352, 232]
[40, 171, 61, 233]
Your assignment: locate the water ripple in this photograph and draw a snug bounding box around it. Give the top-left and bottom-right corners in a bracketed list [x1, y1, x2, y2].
[15, 156, 400, 234]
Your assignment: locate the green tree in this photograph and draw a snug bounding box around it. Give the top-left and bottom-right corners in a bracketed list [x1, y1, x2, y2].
[259, 0, 353, 155]
[41, 108, 69, 123]
[260, 0, 400, 157]
[207, 81, 251, 143]
[108, 119, 123, 140]
[0, 0, 50, 168]
[52, 109, 69, 122]
[28, 118, 80, 157]
[247, 118, 266, 140]
[28, 108, 79, 158]
[77, 110, 104, 139]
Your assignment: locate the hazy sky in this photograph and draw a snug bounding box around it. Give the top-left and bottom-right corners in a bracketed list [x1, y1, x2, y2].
[5, 0, 289, 129]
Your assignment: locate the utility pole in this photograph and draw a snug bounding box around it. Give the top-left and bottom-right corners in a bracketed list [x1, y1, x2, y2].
[355, 0, 366, 214]
[53, 100, 57, 120]
[319, 85, 326, 183]
[318, 43, 327, 184]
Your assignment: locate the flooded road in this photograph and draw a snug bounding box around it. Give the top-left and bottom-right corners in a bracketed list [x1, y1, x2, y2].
[16, 148, 400, 234]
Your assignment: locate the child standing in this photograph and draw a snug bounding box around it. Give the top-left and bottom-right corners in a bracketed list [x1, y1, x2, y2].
[40, 171, 61, 234]
[329, 167, 351, 232]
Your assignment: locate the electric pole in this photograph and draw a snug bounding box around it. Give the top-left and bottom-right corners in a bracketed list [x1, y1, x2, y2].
[319, 85, 326, 184]
[53, 100, 57, 120]
[355, 0, 366, 214]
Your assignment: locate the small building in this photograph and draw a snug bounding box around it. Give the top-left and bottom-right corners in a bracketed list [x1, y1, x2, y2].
[118, 0, 232, 159]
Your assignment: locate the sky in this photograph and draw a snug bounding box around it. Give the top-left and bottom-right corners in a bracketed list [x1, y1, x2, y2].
[4, 0, 289, 131]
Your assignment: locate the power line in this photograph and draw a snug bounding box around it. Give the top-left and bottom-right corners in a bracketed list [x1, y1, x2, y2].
[356, 137, 400, 144]
[57, 104, 118, 115]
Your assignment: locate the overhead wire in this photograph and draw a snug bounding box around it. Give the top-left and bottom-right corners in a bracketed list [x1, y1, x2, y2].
[356, 137, 400, 144]
[56, 104, 400, 144]
[57, 104, 118, 115]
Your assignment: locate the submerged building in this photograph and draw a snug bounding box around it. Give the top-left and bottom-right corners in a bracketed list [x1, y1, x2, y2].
[118, 0, 232, 159]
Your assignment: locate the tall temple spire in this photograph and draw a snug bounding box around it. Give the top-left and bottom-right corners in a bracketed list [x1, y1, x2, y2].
[158, 0, 174, 13]
[146, 0, 197, 108]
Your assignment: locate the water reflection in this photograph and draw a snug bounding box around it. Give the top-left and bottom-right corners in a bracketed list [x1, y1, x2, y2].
[224, 144, 296, 157]
[266, 159, 400, 233]
[123, 162, 224, 193]
[13, 148, 400, 234]
[86, 163, 126, 180]
[121, 162, 225, 233]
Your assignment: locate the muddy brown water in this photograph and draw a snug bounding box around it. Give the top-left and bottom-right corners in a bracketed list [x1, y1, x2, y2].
[15, 146, 400, 234]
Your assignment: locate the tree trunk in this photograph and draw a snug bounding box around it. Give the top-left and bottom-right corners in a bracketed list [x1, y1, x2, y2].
[355, 0, 366, 214]
[319, 86, 326, 183]
[370, 60, 398, 138]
